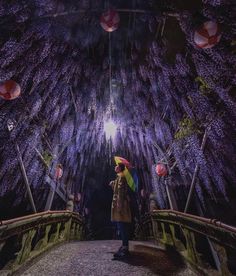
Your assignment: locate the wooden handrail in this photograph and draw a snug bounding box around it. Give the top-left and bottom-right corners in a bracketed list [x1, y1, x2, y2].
[0, 211, 84, 274]
[151, 209, 236, 234]
[0, 210, 82, 226]
[137, 210, 236, 275]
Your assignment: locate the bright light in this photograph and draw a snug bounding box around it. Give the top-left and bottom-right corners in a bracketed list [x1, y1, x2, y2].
[104, 120, 117, 140]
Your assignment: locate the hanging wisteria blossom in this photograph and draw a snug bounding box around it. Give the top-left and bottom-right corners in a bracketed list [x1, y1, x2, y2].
[0, 0, 235, 221]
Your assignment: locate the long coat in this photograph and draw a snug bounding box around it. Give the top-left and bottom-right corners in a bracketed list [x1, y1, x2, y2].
[110, 176, 131, 223]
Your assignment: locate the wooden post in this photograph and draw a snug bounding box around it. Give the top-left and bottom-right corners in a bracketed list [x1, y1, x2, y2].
[165, 179, 174, 210]
[184, 130, 208, 213]
[44, 177, 67, 210]
[45, 176, 59, 211]
[69, 86, 78, 113]
[15, 143, 37, 213]
[153, 142, 175, 210]
[34, 147, 49, 169]
[45, 182, 56, 210]
[165, 181, 179, 210]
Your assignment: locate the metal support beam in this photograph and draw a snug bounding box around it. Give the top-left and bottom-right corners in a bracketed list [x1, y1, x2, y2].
[39, 9, 179, 19]
[15, 143, 37, 213]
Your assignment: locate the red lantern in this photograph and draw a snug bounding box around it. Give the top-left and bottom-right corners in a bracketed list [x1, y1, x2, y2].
[0, 80, 21, 100]
[194, 21, 222, 49]
[100, 9, 120, 32]
[156, 163, 167, 177]
[55, 164, 63, 180]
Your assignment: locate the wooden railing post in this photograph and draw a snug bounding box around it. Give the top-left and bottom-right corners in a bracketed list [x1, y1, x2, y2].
[210, 242, 233, 276]
[15, 229, 36, 266]
[181, 228, 202, 267]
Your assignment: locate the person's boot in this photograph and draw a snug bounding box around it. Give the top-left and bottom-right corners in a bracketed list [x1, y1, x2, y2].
[113, 246, 129, 259]
[113, 246, 123, 258]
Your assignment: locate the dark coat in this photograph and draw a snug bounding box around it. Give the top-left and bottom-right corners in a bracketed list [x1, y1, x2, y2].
[110, 176, 131, 223]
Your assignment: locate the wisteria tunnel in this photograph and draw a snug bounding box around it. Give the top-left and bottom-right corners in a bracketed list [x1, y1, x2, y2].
[0, 0, 236, 275]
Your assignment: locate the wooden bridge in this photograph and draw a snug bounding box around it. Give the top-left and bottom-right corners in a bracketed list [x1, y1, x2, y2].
[0, 210, 236, 275]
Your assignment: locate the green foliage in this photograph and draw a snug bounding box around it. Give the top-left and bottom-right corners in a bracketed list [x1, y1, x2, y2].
[174, 117, 201, 140]
[42, 121, 50, 131]
[195, 76, 211, 95]
[42, 150, 53, 167]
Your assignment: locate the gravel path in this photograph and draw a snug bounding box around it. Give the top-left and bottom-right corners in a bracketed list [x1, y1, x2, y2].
[21, 240, 198, 276]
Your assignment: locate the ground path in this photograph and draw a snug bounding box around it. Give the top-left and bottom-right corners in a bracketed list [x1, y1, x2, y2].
[20, 240, 198, 276]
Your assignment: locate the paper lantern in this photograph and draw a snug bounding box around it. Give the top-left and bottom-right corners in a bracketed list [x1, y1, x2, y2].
[194, 21, 222, 49]
[100, 9, 120, 32]
[156, 163, 167, 177]
[55, 164, 63, 180]
[75, 193, 81, 202]
[0, 80, 21, 100]
[85, 208, 89, 215]
[141, 189, 146, 198]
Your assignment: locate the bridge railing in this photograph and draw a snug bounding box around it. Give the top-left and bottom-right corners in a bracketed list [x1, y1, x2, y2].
[136, 210, 236, 276]
[0, 211, 84, 274]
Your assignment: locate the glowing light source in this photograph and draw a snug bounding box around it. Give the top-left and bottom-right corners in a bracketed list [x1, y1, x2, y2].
[104, 120, 117, 139]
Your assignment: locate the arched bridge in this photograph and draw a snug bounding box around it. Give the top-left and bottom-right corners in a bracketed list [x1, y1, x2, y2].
[0, 210, 236, 275]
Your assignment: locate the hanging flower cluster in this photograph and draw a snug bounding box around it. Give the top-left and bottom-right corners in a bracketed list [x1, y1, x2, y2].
[0, 0, 235, 213]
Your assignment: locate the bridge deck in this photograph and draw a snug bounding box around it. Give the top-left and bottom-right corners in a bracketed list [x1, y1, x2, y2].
[19, 240, 197, 276]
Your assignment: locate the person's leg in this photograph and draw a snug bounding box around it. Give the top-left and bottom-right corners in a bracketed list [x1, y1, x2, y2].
[113, 222, 130, 258]
[113, 222, 123, 257]
[122, 222, 129, 247]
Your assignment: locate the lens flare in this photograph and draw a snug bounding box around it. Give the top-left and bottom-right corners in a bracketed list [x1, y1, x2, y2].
[104, 120, 117, 139]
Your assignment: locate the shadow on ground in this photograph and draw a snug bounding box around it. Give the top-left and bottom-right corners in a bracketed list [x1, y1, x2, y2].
[112, 248, 186, 276]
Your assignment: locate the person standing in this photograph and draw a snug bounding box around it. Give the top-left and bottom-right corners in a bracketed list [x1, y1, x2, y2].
[109, 163, 132, 259]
